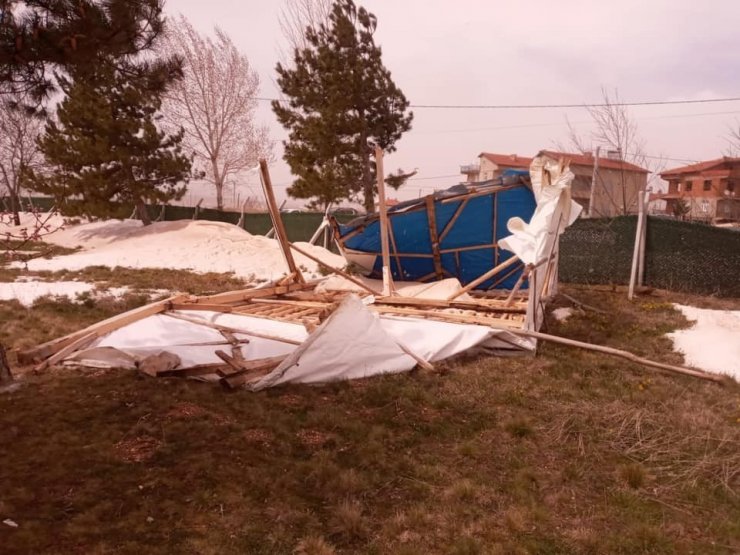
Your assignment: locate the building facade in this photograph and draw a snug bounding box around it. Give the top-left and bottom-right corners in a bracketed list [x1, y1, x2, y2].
[657, 157, 740, 223]
[460, 150, 648, 217]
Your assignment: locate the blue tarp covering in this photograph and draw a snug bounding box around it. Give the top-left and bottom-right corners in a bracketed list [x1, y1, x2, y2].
[338, 174, 537, 290]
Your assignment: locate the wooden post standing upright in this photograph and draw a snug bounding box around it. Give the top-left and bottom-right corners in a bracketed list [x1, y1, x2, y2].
[375, 146, 396, 296]
[259, 159, 305, 284]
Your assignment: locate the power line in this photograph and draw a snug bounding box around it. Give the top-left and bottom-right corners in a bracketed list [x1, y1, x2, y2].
[257, 95, 740, 110]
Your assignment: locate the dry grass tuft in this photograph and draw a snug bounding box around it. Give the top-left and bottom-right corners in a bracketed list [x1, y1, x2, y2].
[113, 435, 161, 463]
[294, 535, 337, 555]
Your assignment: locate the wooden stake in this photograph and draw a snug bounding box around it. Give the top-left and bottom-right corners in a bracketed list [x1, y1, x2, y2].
[288, 242, 376, 295]
[425, 195, 444, 279]
[259, 159, 305, 284]
[505, 327, 725, 383]
[447, 255, 521, 301]
[375, 145, 395, 296]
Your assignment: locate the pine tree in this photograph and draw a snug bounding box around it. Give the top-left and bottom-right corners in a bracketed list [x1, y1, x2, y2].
[31, 62, 191, 225]
[1, 1, 177, 102]
[273, 0, 413, 212]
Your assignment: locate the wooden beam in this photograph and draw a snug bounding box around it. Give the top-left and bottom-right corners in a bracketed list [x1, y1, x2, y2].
[196, 282, 317, 305]
[219, 356, 287, 389]
[169, 303, 233, 313]
[425, 195, 444, 279]
[33, 332, 97, 373]
[438, 198, 468, 243]
[505, 328, 726, 384]
[163, 312, 303, 345]
[374, 296, 526, 314]
[259, 158, 306, 284]
[447, 255, 520, 301]
[288, 242, 376, 295]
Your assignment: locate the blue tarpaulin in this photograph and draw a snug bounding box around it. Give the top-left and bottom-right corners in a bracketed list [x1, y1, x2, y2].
[336, 172, 537, 290]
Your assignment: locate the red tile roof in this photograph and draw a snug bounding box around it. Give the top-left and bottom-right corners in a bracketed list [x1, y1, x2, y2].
[660, 157, 740, 178]
[539, 150, 649, 174]
[479, 153, 532, 168]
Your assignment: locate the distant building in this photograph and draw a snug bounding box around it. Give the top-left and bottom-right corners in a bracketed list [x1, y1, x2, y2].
[460, 150, 649, 217]
[657, 157, 740, 223]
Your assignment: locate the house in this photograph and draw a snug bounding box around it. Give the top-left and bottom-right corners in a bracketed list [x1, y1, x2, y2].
[460, 150, 649, 217]
[657, 157, 740, 223]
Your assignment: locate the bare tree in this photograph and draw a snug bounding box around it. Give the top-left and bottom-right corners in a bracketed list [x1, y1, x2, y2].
[561, 88, 663, 216]
[0, 97, 45, 225]
[160, 15, 272, 211]
[279, 0, 333, 55]
[724, 122, 740, 156]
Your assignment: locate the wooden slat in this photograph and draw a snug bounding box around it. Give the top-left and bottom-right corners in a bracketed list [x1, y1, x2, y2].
[169, 303, 233, 313]
[34, 332, 98, 373]
[438, 198, 469, 243]
[163, 312, 303, 345]
[374, 296, 526, 314]
[196, 282, 317, 305]
[447, 256, 521, 301]
[157, 363, 231, 378]
[425, 195, 444, 279]
[369, 305, 522, 328]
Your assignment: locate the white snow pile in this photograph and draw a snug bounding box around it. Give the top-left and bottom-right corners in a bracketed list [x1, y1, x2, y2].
[11, 219, 346, 282]
[667, 304, 740, 380]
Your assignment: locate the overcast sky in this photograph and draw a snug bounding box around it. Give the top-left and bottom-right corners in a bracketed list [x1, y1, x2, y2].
[168, 0, 740, 206]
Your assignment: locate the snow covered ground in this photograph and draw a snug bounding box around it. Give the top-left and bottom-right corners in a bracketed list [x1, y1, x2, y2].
[667, 305, 740, 380]
[5, 216, 346, 282]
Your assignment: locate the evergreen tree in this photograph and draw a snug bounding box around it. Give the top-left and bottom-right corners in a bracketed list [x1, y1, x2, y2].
[1, 0, 178, 102]
[30, 62, 191, 225]
[273, 0, 413, 212]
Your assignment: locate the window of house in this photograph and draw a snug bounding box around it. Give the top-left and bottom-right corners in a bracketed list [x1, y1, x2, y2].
[703, 179, 712, 191]
[685, 180, 692, 191]
[728, 181, 735, 193]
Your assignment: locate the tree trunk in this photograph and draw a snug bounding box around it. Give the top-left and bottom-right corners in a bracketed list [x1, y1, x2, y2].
[9, 189, 21, 226]
[136, 199, 152, 226]
[0, 343, 12, 384]
[213, 160, 224, 211]
[361, 133, 374, 213]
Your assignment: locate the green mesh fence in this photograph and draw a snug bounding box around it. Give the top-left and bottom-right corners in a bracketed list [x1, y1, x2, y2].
[559, 216, 740, 297]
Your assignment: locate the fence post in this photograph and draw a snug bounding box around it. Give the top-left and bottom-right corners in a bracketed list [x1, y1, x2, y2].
[628, 191, 645, 300]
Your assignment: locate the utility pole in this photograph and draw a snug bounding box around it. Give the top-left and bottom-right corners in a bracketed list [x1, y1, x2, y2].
[588, 146, 600, 218]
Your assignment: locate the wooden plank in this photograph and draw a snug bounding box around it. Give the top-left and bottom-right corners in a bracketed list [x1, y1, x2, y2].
[386, 218, 404, 279]
[438, 198, 468, 243]
[375, 146, 395, 296]
[447, 256, 521, 301]
[288, 242, 376, 295]
[259, 159, 306, 284]
[425, 195, 444, 279]
[169, 303, 233, 313]
[18, 294, 187, 365]
[219, 356, 288, 389]
[369, 305, 521, 328]
[196, 281, 317, 305]
[507, 328, 726, 384]
[374, 296, 526, 314]
[163, 312, 303, 345]
[157, 363, 231, 378]
[34, 332, 98, 373]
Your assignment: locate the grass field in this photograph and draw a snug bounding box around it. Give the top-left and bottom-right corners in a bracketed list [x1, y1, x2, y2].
[0, 272, 738, 554]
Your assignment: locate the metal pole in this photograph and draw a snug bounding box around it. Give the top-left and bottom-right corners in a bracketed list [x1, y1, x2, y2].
[588, 146, 600, 218]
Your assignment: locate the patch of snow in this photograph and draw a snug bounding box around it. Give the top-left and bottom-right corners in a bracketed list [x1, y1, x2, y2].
[15, 219, 346, 282]
[552, 307, 574, 322]
[667, 304, 740, 380]
[0, 281, 96, 306]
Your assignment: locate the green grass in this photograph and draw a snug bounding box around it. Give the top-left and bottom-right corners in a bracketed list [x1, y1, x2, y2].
[0, 283, 738, 554]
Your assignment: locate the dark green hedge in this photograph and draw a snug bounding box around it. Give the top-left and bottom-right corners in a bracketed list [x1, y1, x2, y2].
[559, 216, 740, 297]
